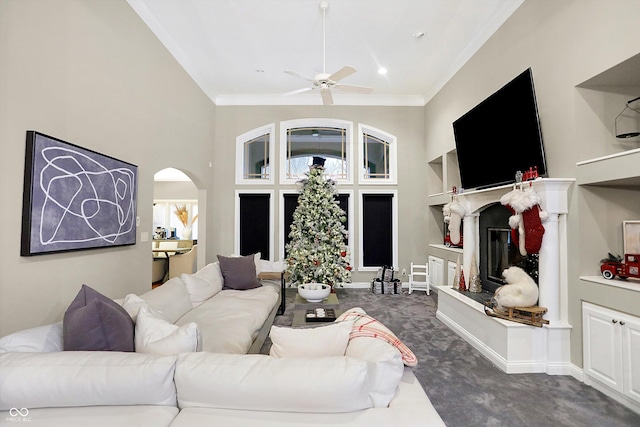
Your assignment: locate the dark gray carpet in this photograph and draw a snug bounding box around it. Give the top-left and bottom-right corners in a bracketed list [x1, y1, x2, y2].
[261, 288, 640, 427]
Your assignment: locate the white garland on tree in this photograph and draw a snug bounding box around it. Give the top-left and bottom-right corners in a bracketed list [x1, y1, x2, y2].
[286, 164, 352, 287]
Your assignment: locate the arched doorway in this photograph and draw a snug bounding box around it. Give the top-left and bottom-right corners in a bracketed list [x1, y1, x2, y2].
[152, 168, 201, 285]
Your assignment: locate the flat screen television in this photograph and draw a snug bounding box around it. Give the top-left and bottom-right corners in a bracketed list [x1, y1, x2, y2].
[453, 68, 547, 191]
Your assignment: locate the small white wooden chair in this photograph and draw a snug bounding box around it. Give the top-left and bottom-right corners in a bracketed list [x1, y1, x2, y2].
[408, 262, 430, 295]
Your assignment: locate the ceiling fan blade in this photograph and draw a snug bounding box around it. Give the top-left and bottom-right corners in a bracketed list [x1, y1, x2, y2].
[321, 88, 333, 105]
[283, 87, 314, 96]
[328, 65, 357, 82]
[284, 70, 315, 82]
[334, 84, 373, 94]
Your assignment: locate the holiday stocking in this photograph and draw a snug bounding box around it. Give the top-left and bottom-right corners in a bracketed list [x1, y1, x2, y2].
[500, 190, 527, 256]
[500, 187, 547, 255]
[444, 200, 465, 246]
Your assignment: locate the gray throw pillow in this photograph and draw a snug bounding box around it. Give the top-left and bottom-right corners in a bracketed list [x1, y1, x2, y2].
[217, 255, 262, 290]
[63, 284, 135, 352]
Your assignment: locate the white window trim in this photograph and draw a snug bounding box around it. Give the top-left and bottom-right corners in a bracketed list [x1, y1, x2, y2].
[279, 189, 354, 267]
[235, 123, 275, 185]
[358, 123, 397, 185]
[234, 190, 275, 260]
[358, 189, 398, 272]
[279, 118, 354, 185]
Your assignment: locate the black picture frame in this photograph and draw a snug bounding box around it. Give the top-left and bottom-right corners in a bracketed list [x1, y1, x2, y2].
[21, 131, 138, 256]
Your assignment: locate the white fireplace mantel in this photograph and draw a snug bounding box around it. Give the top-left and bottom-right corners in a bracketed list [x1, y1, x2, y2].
[436, 178, 576, 375]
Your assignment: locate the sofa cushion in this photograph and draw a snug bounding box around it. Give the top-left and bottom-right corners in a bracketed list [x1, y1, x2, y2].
[181, 262, 223, 307]
[121, 293, 149, 323]
[63, 285, 134, 352]
[269, 320, 353, 358]
[175, 352, 372, 413]
[345, 336, 404, 407]
[217, 255, 261, 290]
[174, 282, 280, 354]
[337, 307, 418, 367]
[135, 305, 200, 355]
[0, 321, 63, 353]
[0, 351, 177, 410]
[140, 277, 193, 323]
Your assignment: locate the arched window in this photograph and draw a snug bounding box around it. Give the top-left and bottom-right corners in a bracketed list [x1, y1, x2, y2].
[279, 118, 353, 184]
[235, 123, 275, 185]
[358, 124, 397, 184]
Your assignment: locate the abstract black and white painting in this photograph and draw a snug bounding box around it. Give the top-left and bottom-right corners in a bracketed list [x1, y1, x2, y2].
[21, 131, 138, 256]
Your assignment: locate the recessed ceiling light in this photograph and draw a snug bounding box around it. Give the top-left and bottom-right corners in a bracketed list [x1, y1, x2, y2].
[413, 31, 425, 39]
[255, 69, 265, 73]
[378, 67, 388, 75]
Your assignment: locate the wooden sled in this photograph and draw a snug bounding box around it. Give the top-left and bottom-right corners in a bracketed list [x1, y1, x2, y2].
[484, 302, 549, 327]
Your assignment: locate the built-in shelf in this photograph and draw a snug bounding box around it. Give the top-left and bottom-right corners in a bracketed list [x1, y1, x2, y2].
[429, 243, 463, 254]
[576, 147, 640, 188]
[580, 275, 640, 293]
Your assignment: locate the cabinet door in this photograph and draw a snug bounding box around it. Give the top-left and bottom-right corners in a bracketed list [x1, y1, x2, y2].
[447, 261, 457, 286]
[622, 315, 640, 404]
[582, 303, 623, 392]
[428, 256, 444, 286]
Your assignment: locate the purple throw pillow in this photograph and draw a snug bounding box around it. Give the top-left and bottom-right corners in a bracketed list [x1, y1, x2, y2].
[63, 285, 134, 352]
[217, 255, 262, 290]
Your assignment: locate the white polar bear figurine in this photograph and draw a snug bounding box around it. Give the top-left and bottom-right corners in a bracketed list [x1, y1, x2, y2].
[491, 266, 539, 313]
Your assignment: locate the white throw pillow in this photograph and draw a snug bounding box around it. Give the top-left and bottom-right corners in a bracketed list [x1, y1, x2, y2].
[135, 305, 200, 355]
[269, 320, 353, 358]
[121, 294, 149, 323]
[256, 259, 285, 273]
[0, 322, 63, 353]
[181, 262, 223, 307]
[140, 277, 192, 323]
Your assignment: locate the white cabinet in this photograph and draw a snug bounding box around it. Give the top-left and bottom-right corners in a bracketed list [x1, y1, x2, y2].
[428, 256, 444, 287]
[583, 302, 640, 411]
[447, 261, 457, 287]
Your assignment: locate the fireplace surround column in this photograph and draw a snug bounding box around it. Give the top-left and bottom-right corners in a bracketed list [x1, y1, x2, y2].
[462, 212, 479, 280]
[538, 213, 560, 322]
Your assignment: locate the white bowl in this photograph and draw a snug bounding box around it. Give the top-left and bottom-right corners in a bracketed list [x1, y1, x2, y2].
[297, 283, 331, 303]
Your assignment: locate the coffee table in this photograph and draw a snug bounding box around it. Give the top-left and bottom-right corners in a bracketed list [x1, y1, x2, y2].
[292, 292, 342, 328]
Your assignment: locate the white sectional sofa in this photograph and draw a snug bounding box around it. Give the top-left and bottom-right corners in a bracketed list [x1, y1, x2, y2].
[0, 258, 446, 426]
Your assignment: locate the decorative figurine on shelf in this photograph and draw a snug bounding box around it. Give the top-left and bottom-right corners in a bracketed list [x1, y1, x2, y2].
[490, 266, 538, 313]
[452, 255, 461, 290]
[600, 253, 640, 280]
[468, 254, 482, 293]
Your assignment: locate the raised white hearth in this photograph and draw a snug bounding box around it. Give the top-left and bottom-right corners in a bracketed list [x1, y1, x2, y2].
[436, 178, 575, 375]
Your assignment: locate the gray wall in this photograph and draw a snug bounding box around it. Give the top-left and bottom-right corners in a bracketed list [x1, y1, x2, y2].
[0, 0, 214, 335]
[424, 0, 640, 367]
[211, 106, 426, 285]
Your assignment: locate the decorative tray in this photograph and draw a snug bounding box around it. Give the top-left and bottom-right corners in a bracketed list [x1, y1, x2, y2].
[305, 308, 336, 322]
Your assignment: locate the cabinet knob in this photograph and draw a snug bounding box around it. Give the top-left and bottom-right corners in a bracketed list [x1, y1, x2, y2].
[612, 319, 618, 323]
[620, 321, 626, 326]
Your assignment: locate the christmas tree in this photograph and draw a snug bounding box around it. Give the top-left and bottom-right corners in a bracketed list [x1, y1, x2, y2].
[286, 161, 351, 287]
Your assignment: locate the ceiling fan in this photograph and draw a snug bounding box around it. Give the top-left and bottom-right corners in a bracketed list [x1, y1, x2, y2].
[283, 1, 373, 105]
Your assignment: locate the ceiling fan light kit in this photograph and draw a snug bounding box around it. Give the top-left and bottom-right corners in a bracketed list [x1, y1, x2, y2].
[283, 1, 373, 105]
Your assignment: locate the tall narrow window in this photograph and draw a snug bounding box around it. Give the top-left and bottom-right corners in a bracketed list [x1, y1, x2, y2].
[236, 124, 275, 185]
[358, 124, 397, 184]
[359, 192, 397, 270]
[280, 118, 353, 184]
[237, 192, 272, 259]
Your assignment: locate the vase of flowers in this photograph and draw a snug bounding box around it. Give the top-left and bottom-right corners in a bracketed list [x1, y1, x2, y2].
[174, 204, 197, 240]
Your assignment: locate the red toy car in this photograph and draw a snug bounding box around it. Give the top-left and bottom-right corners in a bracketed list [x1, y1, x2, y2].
[600, 253, 640, 280]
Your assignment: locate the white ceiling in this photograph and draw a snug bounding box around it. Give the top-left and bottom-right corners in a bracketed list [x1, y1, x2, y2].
[127, 0, 524, 106]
